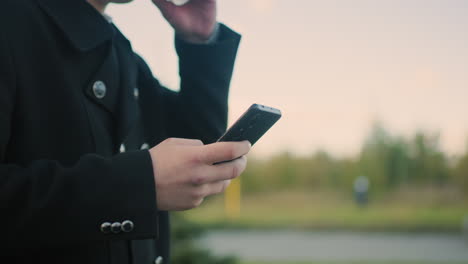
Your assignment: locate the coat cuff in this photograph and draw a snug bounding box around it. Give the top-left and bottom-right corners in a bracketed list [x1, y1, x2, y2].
[174, 23, 241, 81]
[90, 150, 158, 241]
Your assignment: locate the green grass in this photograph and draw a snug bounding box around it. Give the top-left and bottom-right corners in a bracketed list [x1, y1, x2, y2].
[179, 190, 468, 232]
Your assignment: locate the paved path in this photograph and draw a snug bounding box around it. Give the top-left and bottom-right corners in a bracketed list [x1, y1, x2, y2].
[201, 231, 468, 262]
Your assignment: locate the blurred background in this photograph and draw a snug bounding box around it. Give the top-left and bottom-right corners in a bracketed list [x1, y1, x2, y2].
[108, 1, 468, 263]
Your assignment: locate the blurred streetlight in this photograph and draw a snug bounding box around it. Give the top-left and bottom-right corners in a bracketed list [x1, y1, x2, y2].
[225, 178, 241, 219]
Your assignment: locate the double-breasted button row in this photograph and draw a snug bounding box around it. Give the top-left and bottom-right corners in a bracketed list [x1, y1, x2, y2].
[111, 222, 121, 233]
[93, 82, 140, 102]
[100, 220, 134, 234]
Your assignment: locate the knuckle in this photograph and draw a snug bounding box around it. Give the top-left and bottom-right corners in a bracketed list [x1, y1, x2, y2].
[191, 174, 206, 185]
[191, 146, 206, 164]
[230, 164, 239, 179]
[193, 150, 204, 164]
[231, 160, 246, 178]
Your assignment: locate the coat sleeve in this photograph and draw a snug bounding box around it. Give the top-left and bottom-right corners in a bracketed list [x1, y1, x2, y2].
[137, 24, 241, 145]
[0, 30, 159, 249]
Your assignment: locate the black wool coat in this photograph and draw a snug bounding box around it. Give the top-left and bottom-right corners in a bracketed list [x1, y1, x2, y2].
[0, 0, 240, 263]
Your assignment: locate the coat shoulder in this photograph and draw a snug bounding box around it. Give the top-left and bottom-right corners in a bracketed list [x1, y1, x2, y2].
[134, 53, 152, 79]
[0, 0, 37, 20]
[0, 0, 42, 32]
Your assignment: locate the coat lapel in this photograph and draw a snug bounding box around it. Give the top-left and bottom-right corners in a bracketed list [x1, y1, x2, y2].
[37, 0, 113, 52]
[84, 43, 121, 116]
[38, 0, 140, 148]
[113, 31, 139, 145]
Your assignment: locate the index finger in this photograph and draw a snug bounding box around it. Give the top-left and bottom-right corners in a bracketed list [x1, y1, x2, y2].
[200, 141, 251, 164]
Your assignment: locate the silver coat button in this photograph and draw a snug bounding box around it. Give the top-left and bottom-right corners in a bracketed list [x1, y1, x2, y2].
[133, 87, 139, 99]
[111, 222, 122, 234]
[155, 256, 163, 264]
[93, 81, 107, 99]
[119, 144, 126, 153]
[140, 143, 149, 150]
[100, 222, 112, 234]
[121, 220, 134, 233]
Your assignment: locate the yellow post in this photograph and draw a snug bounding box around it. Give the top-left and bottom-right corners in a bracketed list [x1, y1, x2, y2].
[225, 178, 241, 219]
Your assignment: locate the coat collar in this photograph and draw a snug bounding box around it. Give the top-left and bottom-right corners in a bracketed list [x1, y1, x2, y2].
[37, 0, 114, 52]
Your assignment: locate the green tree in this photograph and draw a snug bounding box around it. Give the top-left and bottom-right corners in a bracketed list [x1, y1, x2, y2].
[408, 132, 450, 185]
[385, 139, 410, 187]
[299, 151, 335, 189]
[454, 143, 468, 196]
[358, 122, 395, 191]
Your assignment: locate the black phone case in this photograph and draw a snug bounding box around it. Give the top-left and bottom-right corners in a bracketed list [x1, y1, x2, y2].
[217, 104, 282, 146]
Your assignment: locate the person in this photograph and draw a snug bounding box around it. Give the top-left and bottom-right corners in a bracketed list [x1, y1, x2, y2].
[0, 0, 250, 263]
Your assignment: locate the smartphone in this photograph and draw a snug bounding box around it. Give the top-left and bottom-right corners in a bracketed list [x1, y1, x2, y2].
[217, 104, 282, 146]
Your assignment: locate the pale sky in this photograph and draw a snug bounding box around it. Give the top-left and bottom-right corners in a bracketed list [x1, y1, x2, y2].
[108, 0, 468, 158]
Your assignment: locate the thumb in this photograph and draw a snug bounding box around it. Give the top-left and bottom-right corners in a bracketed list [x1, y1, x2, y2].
[201, 141, 251, 164]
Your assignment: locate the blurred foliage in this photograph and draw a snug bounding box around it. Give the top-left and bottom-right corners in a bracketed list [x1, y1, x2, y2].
[171, 214, 238, 264]
[242, 122, 467, 197]
[172, 123, 467, 263]
[454, 144, 468, 195]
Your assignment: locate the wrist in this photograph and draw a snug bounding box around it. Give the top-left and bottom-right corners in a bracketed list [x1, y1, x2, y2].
[176, 23, 220, 44]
